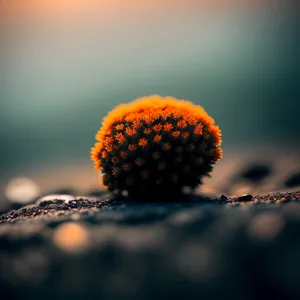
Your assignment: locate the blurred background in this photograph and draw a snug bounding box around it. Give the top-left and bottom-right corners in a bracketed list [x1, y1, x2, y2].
[0, 0, 299, 205]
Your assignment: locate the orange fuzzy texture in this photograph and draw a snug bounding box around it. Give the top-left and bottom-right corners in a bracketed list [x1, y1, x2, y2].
[91, 95, 222, 175]
[115, 124, 124, 131]
[153, 135, 162, 143]
[164, 123, 173, 131]
[95, 95, 215, 142]
[138, 138, 148, 147]
[194, 124, 203, 135]
[172, 131, 180, 137]
[125, 127, 137, 136]
[115, 132, 125, 144]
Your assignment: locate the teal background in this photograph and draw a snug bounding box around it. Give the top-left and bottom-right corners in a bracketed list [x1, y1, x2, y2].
[1, 6, 299, 173]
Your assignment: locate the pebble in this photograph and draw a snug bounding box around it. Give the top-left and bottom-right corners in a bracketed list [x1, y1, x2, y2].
[36, 194, 75, 206]
[237, 194, 253, 202]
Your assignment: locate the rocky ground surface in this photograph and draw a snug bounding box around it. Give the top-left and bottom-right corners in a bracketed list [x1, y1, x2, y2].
[1, 149, 300, 300]
[1, 190, 300, 300]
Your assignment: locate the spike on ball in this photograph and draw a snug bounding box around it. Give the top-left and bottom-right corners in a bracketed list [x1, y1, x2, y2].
[91, 95, 222, 197]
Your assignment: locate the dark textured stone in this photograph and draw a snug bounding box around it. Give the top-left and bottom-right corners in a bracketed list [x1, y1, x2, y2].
[237, 194, 253, 202]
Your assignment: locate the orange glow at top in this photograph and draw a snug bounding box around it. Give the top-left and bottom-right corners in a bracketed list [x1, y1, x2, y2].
[1, 0, 271, 21]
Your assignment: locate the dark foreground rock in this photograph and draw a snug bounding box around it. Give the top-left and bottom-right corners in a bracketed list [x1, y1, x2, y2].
[1, 191, 300, 300]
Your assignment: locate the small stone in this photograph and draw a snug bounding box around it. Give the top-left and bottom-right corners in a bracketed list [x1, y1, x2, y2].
[68, 200, 79, 208]
[37, 194, 75, 206]
[238, 194, 253, 202]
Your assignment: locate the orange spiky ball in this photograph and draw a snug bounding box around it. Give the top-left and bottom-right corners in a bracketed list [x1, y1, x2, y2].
[91, 95, 222, 197]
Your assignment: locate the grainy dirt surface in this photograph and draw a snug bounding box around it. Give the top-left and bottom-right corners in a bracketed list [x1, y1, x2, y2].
[1, 190, 300, 300]
[1, 147, 300, 300]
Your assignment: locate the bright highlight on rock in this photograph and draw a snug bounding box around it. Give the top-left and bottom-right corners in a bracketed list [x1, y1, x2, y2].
[91, 95, 222, 197]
